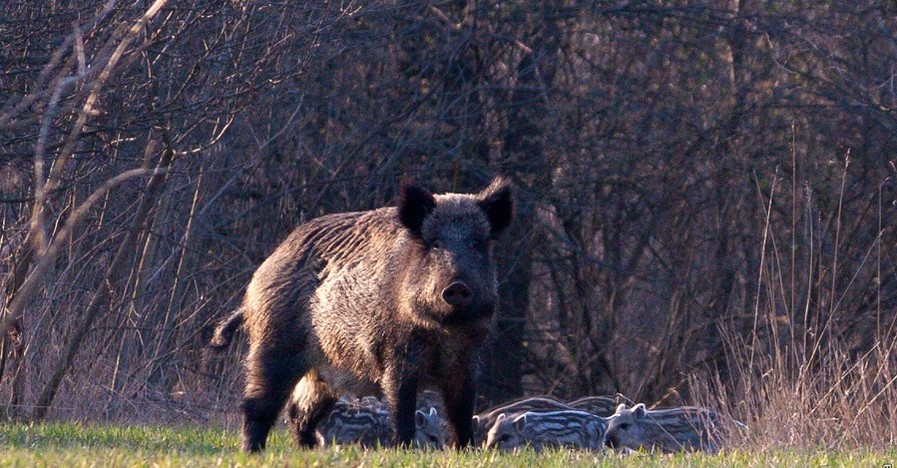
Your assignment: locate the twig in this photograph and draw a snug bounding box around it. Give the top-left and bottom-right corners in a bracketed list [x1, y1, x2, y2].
[31, 141, 173, 421]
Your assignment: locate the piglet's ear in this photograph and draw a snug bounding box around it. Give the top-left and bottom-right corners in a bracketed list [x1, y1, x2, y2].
[632, 403, 647, 420]
[398, 180, 436, 235]
[415, 409, 427, 428]
[476, 177, 514, 238]
[513, 414, 527, 432]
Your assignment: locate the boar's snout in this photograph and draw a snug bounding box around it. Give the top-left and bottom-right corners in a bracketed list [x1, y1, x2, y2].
[441, 281, 473, 309]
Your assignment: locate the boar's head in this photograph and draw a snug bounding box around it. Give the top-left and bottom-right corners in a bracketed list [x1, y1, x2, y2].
[397, 177, 514, 328]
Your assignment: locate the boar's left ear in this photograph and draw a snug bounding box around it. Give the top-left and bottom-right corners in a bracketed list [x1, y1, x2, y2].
[398, 180, 436, 235]
[476, 177, 514, 238]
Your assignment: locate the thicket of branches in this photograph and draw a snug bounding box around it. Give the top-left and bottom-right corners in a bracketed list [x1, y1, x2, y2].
[1, 0, 895, 447]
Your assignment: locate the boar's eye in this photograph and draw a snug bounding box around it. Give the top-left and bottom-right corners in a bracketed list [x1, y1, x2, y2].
[470, 238, 486, 250]
[431, 239, 443, 249]
[618, 423, 631, 431]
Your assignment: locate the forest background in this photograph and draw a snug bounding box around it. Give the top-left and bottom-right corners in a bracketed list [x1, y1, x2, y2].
[1, 0, 895, 450]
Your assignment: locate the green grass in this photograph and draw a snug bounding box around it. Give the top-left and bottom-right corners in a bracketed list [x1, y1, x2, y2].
[0, 422, 893, 467]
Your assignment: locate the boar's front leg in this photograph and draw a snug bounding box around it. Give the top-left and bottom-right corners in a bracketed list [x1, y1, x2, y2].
[441, 371, 476, 448]
[382, 362, 420, 447]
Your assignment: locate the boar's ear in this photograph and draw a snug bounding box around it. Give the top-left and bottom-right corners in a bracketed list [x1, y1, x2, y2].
[632, 403, 647, 420]
[398, 180, 436, 235]
[476, 177, 514, 238]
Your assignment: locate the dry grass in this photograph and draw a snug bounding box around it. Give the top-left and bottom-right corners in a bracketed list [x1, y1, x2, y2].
[691, 333, 897, 451]
[689, 163, 897, 452]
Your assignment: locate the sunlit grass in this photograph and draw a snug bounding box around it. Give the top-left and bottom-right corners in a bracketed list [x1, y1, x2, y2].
[0, 422, 893, 467]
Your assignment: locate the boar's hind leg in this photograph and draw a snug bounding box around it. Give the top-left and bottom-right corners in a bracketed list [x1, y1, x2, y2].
[286, 371, 337, 448]
[241, 344, 305, 452]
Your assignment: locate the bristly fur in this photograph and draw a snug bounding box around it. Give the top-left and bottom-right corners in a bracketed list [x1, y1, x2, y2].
[208, 307, 244, 351]
[567, 395, 619, 417]
[233, 177, 514, 453]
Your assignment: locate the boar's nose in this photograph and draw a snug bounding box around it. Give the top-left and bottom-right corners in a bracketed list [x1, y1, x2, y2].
[442, 281, 473, 308]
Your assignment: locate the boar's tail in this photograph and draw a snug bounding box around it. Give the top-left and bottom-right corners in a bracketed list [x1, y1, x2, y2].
[208, 307, 244, 351]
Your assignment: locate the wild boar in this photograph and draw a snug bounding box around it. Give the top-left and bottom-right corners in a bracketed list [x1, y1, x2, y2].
[313, 397, 448, 448]
[472, 395, 572, 446]
[313, 397, 393, 448]
[567, 395, 619, 417]
[214, 177, 514, 452]
[605, 403, 721, 453]
[484, 409, 608, 452]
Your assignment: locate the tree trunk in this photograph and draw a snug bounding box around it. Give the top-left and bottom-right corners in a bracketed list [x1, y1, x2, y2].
[482, 7, 561, 404]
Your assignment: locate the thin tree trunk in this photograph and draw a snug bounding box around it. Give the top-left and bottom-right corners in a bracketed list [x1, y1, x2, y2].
[31, 141, 173, 421]
[483, 7, 561, 403]
[146, 161, 207, 393]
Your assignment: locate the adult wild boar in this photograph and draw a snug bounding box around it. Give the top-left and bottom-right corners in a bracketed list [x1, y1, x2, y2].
[219, 177, 514, 452]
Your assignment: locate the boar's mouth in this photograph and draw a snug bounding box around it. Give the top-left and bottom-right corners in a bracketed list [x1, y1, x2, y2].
[428, 300, 495, 327]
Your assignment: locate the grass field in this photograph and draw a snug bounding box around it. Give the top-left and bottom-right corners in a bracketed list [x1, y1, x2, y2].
[0, 422, 893, 467]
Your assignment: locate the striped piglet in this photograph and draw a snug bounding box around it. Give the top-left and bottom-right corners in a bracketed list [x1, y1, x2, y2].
[484, 409, 608, 452]
[472, 396, 572, 446]
[315, 398, 448, 448]
[605, 403, 722, 453]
